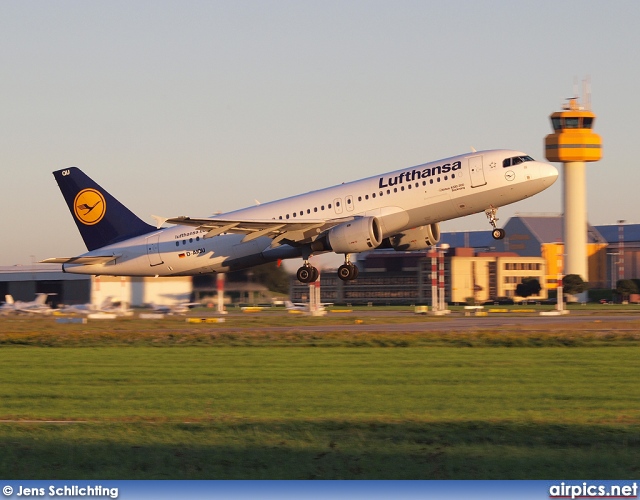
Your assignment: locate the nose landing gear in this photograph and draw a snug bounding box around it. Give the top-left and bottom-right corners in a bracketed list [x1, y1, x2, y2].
[485, 205, 506, 240]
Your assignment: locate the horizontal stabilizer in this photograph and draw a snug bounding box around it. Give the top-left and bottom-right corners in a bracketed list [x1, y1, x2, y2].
[40, 255, 121, 265]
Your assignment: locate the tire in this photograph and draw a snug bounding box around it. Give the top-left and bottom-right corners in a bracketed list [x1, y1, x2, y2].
[297, 266, 312, 283]
[492, 228, 506, 240]
[338, 264, 353, 281]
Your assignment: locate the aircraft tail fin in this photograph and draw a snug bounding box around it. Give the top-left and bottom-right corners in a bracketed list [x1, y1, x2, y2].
[53, 167, 156, 251]
[5, 295, 14, 305]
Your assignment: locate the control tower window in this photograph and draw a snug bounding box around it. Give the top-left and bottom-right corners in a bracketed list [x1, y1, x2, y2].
[564, 117, 580, 129]
[551, 117, 562, 130]
[582, 117, 593, 129]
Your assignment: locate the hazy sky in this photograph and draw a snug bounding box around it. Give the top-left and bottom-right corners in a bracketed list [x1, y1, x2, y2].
[1, 0, 638, 266]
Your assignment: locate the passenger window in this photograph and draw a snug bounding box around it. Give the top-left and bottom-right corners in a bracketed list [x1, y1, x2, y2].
[175, 242, 179, 247]
[328, 203, 332, 209]
[314, 207, 318, 212]
[365, 195, 369, 200]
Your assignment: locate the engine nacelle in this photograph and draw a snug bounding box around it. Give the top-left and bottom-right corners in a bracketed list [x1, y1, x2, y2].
[383, 223, 440, 251]
[324, 217, 383, 254]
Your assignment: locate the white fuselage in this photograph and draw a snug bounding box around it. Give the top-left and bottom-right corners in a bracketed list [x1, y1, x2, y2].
[62, 150, 558, 276]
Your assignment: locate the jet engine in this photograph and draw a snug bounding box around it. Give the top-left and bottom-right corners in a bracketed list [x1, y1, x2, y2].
[322, 217, 383, 254]
[382, 223, 440, 251]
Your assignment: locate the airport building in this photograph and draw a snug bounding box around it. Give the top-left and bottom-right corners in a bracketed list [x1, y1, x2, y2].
[0, 265, 192, 308]
[443, 216, 639, 290]
[289, 249, 548, 305]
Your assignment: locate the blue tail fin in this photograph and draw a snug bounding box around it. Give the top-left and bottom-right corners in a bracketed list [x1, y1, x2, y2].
[53, 167, 156, 251]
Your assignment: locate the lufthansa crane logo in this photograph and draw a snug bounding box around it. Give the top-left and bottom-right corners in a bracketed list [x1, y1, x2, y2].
[74, 188, 106, 225]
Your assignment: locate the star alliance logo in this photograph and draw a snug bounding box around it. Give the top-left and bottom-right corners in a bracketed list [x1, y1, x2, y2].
[73, 188, 106, 225]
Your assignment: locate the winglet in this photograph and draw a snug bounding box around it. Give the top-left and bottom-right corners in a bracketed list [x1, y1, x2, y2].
[152, 215, 169, 229]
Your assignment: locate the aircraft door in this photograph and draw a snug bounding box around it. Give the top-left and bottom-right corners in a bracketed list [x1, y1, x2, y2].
[468, 155, 487, 187]
[146, 234, 164, 266]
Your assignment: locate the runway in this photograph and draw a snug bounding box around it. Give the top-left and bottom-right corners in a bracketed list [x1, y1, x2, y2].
[207, 309, 640, 334]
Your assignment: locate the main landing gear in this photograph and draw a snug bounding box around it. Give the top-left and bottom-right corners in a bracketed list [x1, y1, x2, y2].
[295, 254, 360, 283]
[485, 205, 506, 240]
[337, 254, 359, 281]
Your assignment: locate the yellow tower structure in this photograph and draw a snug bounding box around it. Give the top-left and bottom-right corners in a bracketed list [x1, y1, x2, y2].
[545, 96, 602, 283]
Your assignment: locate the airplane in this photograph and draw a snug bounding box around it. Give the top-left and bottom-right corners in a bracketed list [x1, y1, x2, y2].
[41, 149, 558, 282]
[145, 301, 200, 315]
[2, 294, 54, 315]
[57, 296, 117, 315]
[284, 300, 332, 312]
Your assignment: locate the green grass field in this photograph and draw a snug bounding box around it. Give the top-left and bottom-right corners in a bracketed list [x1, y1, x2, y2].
[0, 315, 639, 479]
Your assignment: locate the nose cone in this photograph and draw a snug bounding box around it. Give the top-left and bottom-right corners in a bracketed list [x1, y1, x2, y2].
[539, 162, 559, 185]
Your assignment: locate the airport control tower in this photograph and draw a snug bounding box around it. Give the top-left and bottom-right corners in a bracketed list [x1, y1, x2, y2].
[545, 94, 602, 281]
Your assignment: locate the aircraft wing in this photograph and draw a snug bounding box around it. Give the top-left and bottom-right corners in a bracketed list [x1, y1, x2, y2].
[159, 216, 353, 246]
[39, 255, 121, 265]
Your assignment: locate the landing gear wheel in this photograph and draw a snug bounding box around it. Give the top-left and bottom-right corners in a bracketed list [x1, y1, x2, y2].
[297, 265, 318, 283]
[492, 228, 506, 240]
[338, 263, 358, 281]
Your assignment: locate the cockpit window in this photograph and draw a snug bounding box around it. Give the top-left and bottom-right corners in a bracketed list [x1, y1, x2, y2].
[503, 155, 534, 168]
